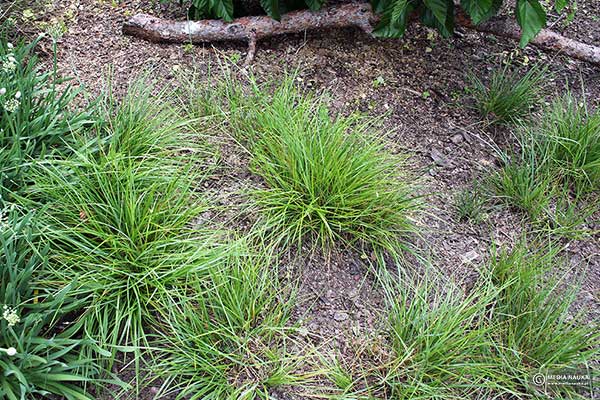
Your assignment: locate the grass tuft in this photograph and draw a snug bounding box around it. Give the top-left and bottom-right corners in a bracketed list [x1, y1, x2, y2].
[486, 243, 599, 396]
[489, 93, 600, 233]
[489, 145, 553, 220]
[535, 93, 600, 193]
[214, 77, 421, 255]
[151, 239, 303, 400]
[370, 241, 599, 399]
[454, 183, 489, 223]
[468, 64, 546, 124]
[183, 70, 421, 255]
[381, 275, 505, 399]
[22, 80, 218, 366]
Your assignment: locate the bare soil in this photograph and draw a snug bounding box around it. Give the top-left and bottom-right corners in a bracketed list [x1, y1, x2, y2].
[20, 0, 600, 397]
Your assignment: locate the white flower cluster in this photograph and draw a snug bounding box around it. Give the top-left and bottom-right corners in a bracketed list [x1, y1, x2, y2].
[2, 305, 20, 327]
[1, 43, 16, 74]
[0, 89, 21, 114]
[3, 95, 20, 113]
[1, 43, 21, 113]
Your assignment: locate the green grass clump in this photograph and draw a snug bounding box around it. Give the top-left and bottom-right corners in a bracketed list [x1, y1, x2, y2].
[490, 94, 600, 233]
[23, 81, 218, 364]
[487, 244, 599, 385]
[151, 240, 302, 399]
[380, 276, 505, 399]
[370, 242, 598, 399]
[186, 71, 420, 254]
[211, 77, 420, 254]
[536, 94, 600, 192]
[0, 208, 121, 399]
[0, 38, 91, 200]
[490, 141, 553, 220]
[468, 64, 546, 124]
[454, 183, 489, 223]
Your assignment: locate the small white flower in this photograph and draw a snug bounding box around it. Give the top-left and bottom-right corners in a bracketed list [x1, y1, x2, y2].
[0, 87, 5, 96]
[6, 347, 16, 356]
[2, 305, 20, 327]
[2, 59, 17, 74]
[3, 98, 20, 113]
[7, 43, 13, 49]
[14, 91, 21, 100]
[7, 56, 15, 63]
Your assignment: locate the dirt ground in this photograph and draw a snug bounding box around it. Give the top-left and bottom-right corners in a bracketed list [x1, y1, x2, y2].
[17, 0, 600, 397]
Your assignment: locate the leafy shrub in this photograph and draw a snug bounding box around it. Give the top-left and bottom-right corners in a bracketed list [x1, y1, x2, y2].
[0, 38, 91, 201]
[220, 78, 420, 254]
[189, 0, 324, 21]
[0, 207, 116, 399]
[152, 240, 301, 399]
[182, 0, 570, 46]
[23, 81, 217, 364]
[468, 64, 546, 124]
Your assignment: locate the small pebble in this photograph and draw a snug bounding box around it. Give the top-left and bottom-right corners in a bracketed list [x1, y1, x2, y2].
[461, 250, 480, 264]
[430, 148, 450, 167]
[451, 133, 464, 144]
[334, 311, 349, 322]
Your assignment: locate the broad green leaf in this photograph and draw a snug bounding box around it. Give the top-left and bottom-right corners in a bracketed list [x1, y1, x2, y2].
[371, 0, 389, 14]
[373, 15, 407, 37]
[461, 0, 493, 24]
[421, 1, 454, 37]
[261, 0, 282, 20]
[188, 3, 206, 19]
[516, 0, 547, 47]
[423, 0, 449, 27]
[391, 0, 409, 26]
[210, 0, 234, 20]
[304, 0, 325, 11]
[373, 0, 412, 37]
[191, 0, 207, 10]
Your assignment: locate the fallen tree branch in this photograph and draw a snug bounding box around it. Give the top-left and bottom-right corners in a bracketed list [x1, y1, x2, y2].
[455, 13, 600, 66]
[123, 4, 376, 43]
[123, 4, 600, 66]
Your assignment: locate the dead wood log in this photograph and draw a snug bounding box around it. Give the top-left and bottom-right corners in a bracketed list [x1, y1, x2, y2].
[122, 3, 600, 66]
[455, 13, 600, 66]
[122, 4, 376, 44]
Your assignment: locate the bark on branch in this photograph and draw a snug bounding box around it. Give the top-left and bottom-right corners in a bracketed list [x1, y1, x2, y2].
[122, 4, 376, 43]
[122, 4, 600, 66]
[455, 13, 600, 66]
